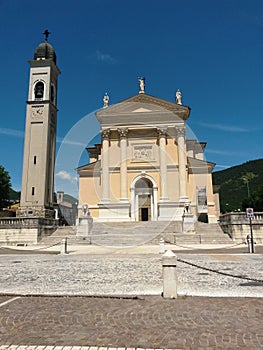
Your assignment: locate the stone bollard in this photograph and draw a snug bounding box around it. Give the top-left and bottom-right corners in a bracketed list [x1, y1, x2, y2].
[60, 238, 68, 255]
[159, 237, 165, 254]
[162, 250, 177, 298]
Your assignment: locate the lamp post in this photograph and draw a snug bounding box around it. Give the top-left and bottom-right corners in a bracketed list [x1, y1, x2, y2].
[246, 208, 255, 253]
[245, 179, 250, 198]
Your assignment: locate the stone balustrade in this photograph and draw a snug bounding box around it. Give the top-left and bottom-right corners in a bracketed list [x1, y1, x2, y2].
[0, 217, 58, 245]
[219, 212, 263, 242]
[0, 217, 57, 228]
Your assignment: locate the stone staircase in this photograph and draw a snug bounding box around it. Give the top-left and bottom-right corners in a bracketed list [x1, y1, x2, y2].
[171, 222, 233, 245]
[196, 221, 232, 243]
[39, 221, 178, 247]
[88, 221, 179, 246]
[38, 226, 77, 245]
[38, 220, 233, 247]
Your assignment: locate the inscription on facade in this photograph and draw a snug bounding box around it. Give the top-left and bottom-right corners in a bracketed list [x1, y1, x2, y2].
[133, 144, 154, 161]
[197, 187, 208, 213]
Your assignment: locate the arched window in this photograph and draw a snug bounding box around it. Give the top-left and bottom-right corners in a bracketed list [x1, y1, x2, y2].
[135, 178, 153, 189]
[34, 81, 44, 100]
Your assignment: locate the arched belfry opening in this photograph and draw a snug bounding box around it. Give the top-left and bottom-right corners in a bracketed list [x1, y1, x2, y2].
[34, 81, 45, 100]
[131, 175, 158, 221]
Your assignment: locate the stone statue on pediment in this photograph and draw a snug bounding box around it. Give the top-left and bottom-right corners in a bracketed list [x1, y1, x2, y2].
[138, 77, 145, 94]
[103, 93, 109, 108]
[176, 89, 182, 105]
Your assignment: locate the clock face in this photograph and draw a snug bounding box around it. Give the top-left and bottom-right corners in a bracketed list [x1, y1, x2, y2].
[32, 106, 44, 117]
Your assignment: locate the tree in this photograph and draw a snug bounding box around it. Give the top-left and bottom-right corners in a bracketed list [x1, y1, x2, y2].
[242, 186, 263, 212]
[241, 172, 257, 197]
[0, 166, 12, 209]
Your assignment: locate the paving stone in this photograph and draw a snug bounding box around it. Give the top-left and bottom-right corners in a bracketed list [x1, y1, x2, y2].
[0, 253, 262, 297]
[0, 249, 263, 348]
[0, 296, 262, 348]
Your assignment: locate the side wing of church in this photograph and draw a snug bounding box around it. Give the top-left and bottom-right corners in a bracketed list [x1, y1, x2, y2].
[77, 91, 219, 224]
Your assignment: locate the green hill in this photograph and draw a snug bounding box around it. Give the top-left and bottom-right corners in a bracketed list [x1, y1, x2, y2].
[9, 189, 20, 201]
[212, 158, 263, 213]
[7, 190, 77, 205]
[63, 194, 78, 205]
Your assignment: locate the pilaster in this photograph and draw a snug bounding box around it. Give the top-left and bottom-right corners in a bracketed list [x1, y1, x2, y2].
[158, 128, 168, 201]
[118, 128, 129, 202]
[176, 126, 188, 201]
[101, 128, 110, 203]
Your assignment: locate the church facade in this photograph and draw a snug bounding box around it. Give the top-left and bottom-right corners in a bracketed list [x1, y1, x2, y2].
[77, 84, 219, 225]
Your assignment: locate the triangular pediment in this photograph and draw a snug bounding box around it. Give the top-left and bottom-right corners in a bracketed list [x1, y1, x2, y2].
[187, 157, 215, 174]
[76, 160, 101, 176]
[132, 107, 152, 113]
[96, 93, 191, 126]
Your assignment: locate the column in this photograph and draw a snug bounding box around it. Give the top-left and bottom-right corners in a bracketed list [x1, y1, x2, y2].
[118, 128, 128, 201]
[158, 128, 168, 200]
[130, 187, 135, 220]
[153, 187, 158, 220]
[101, 129, 110, 203]
[176, 126, 188, 200]
[135, 194, 139, 221]
[150, 193, 154, 220]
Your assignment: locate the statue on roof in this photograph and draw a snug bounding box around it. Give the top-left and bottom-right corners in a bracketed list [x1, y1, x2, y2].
[103, 92, 109, 108]
[176, 89, 182, 105]
[138, 77, 145, 94]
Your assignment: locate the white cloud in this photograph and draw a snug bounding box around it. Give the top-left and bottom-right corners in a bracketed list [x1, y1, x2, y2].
[206, 149, 251, 157]
[214, 164, 232, 169]
[0, 128, 24, 138]
[55, 170, 77, 183]
[57, 136, 87, 147]
[95, 50, 117, 64]
[198, 122, 248, 132]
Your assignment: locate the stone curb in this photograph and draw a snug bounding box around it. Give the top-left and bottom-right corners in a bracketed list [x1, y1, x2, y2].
[0, 346, 182, 350]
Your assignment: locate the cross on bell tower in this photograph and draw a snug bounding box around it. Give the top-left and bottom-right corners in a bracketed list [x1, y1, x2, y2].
[43, 29, 51, 42]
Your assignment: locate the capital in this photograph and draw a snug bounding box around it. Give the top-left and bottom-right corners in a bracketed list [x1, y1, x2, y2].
[157, 128, 167, 137]
[101, 128, 110, 140]
[118, 128, 128, 139]
[175, 126, 185, 139]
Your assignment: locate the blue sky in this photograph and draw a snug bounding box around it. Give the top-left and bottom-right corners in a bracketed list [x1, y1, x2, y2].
[0, 0, 262, 195]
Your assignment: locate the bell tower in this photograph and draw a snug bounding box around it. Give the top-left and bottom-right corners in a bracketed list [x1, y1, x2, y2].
[17, 31, 61, 218]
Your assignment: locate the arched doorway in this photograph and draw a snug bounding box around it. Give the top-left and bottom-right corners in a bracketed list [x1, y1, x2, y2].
[135, 178, 152, 221]
[130, 175, 158, 221]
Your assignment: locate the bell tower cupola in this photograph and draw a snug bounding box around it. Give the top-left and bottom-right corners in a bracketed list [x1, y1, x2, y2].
[17, 30, 61, 218]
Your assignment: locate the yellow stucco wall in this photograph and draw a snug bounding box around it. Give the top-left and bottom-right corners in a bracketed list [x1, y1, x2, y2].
[78, 175, 100, 207]
[78, 130, 218, 220]
[166, 138, 178, 165]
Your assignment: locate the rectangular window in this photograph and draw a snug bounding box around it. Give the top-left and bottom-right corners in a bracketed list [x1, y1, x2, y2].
[32, 187, 35, 196]
[197, 187, 208, 213]
[33, 156, 37, 164]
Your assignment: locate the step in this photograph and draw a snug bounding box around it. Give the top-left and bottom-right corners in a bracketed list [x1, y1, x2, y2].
[38, 221, 233, 246]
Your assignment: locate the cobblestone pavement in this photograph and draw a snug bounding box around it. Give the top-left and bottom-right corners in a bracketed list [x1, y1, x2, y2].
[0, 295, 263, 349]
[0, 253, 262, 297]
[0, 248, 263, 349]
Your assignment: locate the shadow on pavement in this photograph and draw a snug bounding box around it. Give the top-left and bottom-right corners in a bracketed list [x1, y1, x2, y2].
[0, 247, 59, 255]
